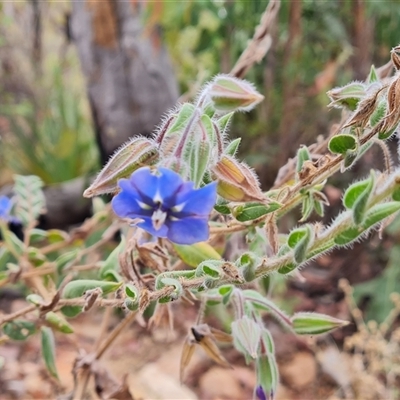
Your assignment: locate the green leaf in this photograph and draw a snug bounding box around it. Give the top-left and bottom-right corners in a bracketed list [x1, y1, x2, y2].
[233, 202, 281, 222]
[293, 225, 313, 264]
[328, 134, 357, 154]
[45, 312, 74, 334]
[41, 327, 59, 379]
[13, 175, 45, 226]
[195, 260, 223, 279]
[277, 262, 296, 275]
[343, 141, 373, 170]
[378, 126, 396, 140]
[0, 228, 25, 257]
[300, 194, 314, 222]
[352, 172, 375, 225]
[26, 294, 45, 306]
[392, 187, 400, 201]
[29, 229, 48, 243]
[217, 112, 234, 136]
[224, 137, 241, 156]
[61, 280, 122, 317]
[99, 237, 125, 280]
[125, 283, 139, 301]
[237, 252, 259, 282]
[214, 203, 231, 215]
[334, 227, 362, 245]
[166, 103, 196, 136]
[242, 290, 292, 329]
[55, 250, 79, 275]
[291, 312, 349, 335]
[296, 145, 311, 173]
[188, 135, 211, 187]
[287, 228, 307, 248]
[3, 320, 36, 341]
[367, 65, 379, 83]
[343, 180, 370, 209]
[362, 202, 400, 230]
[28, 247, 47, 267]
[218, 285, 234, 304]
[174, 242, 221, 268]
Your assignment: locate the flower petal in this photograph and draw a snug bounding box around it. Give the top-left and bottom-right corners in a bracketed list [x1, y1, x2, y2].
[112, 179, 153, 219]
[156, 168, 185, 207]
[174, 182, 217, 217]
[167, 216, 210, 244]
[0, 196, 12, 218]
[128, 167, 159, 202]
[136, 216, 168, 238]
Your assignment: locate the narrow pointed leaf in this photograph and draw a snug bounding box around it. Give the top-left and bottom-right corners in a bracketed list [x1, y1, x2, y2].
[41, 327, 59, 379]
[174, 242, 221, 268]
[233, 202, 281, 222]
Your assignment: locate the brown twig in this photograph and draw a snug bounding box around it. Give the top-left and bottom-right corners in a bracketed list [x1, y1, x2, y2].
[230, 0, 281, 78]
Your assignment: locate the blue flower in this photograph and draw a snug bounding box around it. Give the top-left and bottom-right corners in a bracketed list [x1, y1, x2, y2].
[255, 386, 267, 400]
[112, 167, 217, 245]
[0, 196, 13, 221]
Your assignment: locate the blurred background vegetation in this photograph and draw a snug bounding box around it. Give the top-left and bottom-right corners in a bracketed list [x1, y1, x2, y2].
[0, 0, 400, 338]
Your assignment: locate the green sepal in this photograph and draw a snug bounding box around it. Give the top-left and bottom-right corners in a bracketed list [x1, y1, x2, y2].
[166, 103, 196, 136]
[367, 65, 379, 83]
[231, 316, 261, 359]
[224, 137, 241, 157]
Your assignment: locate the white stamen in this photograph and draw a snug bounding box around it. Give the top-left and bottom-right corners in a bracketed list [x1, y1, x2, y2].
[152, 209, 167, 231]
[136, 199, 152, 210]
[172, 202, 187, 213]
[153, 190, 163, 204]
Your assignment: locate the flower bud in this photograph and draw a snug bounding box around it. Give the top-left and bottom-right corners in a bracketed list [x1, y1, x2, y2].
[207, 75, 264, 112]
[291, 312, 349, 335]
[391, 45, 400, 70]
[212, 155, 265, 202]
[327, 81, 366, 110]
[83, 137, 159, 197]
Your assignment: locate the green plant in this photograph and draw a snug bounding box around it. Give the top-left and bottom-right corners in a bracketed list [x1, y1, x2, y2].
[1, 68, 98, 184]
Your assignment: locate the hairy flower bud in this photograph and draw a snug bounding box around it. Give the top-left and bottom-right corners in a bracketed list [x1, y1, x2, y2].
[207, 75, 264, 112]
[212, 155, 265, 202]
[84, 137, 159, 197]
[327, 81, 366, 110]
[391, 45, 400, 70]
